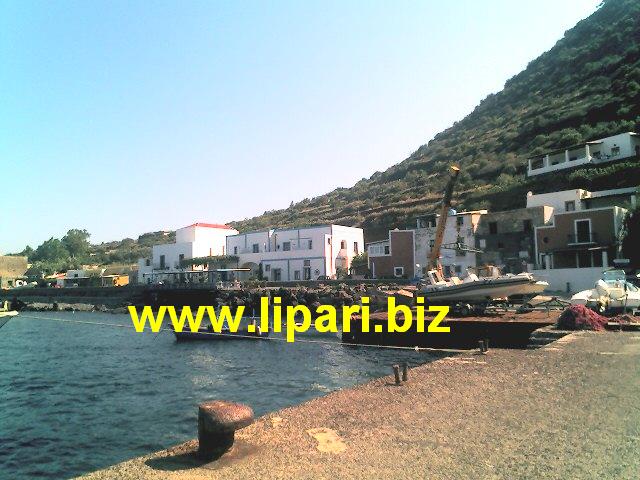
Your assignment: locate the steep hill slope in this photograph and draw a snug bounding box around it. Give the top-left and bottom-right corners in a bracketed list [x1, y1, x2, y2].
[230, 0, 640, 241]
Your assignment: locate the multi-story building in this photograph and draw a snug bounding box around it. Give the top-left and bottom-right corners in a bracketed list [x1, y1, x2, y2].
[529, 187, 636, 292]
[367, 210, 486, 279]
[534, 206, 627, 271]
[137, 223, 238, 284]
[475, 206, 553, 273]
[367, 230, 415, 279]
[414, 210, 486, 278]
[227, 224, 364, 281]
[527, 132, 640, 177]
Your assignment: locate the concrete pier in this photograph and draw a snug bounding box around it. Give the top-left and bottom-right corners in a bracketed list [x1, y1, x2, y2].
[80, 331, 640, 479]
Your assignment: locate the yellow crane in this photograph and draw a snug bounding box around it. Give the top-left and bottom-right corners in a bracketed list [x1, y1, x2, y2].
[427, 165, 461, 276]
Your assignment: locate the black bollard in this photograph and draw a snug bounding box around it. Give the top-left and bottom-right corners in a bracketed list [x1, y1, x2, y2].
[392, 365, 401, 385]
[197, 400, 254, 460]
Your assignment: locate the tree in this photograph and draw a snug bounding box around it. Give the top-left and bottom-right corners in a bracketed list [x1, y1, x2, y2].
[62, 229, 91, 259]
[32, 238, 69, 263]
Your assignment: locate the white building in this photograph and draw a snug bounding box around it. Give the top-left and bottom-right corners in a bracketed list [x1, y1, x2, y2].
[137, 223, 239, 284]
[527, 132, 640, 177]
[526, 187, 637, 213]
[226, 224, 364, 281]
[414, 210, 487, 278]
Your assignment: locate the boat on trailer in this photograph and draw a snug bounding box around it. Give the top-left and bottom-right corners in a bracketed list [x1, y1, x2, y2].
[419, 269, 548, 311]
[173, 316, 268, 341]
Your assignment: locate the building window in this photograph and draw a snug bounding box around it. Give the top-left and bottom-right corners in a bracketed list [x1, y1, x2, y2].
[497, 242, 504, 249]
[454, 265, 462, 274]
[611, 146, 620, 157]
[353, 242, 359, 254]
[489, 222, 498, 235]
[282, 242, 291, 251]
[273, 268, 282, 281]
[565, 201, 575, 212]
[523, 219, 532, 233]
[294, 270, 300, 280]
[340, 240, 347, 249]
[179, 254, 185, 265]
[456, 216, 464, 226]
[233, 246, 238, 254]
[265, 264, 270, 272]
[429, 239, 435, 248]
[308, 240, 312, 249]
[575, 219, 592, 243]
[303, 260, 311, 280]
[159, 255, 166, 269]
[394, 267, 404, 277]
[384, 245, 390, 255]
[145, 259, 150, 267]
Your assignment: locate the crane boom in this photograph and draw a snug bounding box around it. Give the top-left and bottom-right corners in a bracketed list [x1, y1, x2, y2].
[428, 165, 461, 274]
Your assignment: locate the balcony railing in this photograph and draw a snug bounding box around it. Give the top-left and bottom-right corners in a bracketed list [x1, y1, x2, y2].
[567, 232, 598, 244]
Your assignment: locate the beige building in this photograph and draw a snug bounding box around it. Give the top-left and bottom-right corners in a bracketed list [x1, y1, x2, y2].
[0, 255, 28, 288]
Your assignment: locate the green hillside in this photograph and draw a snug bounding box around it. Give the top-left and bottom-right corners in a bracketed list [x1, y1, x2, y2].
[229, 0, 640, 241]
[13, 0, 640, 270]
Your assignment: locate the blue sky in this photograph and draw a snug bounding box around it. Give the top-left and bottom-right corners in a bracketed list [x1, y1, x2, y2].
[1, 0, 601, 252]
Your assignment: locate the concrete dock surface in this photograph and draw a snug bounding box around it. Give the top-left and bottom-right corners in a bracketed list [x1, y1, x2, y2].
[81, 331, 640, 480]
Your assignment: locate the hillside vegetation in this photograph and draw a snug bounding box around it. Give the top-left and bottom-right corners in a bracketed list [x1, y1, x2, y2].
[229, 0, 640, 240]
[12, 0, 640, 268]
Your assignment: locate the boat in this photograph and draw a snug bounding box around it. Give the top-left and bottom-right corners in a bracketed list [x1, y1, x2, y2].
[570, 269, 640, 314]
[0, 300, 19, 329]
[419, 269, 548, 303]
[173, 316, 269, 341]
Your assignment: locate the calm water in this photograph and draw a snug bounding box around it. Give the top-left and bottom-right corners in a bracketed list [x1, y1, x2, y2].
[0, 312, 442, 479]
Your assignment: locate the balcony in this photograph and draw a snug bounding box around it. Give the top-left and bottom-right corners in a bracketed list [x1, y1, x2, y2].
[567, 232, 598, 245]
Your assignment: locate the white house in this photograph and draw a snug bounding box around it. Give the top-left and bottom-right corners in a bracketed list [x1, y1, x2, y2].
[414, 210, 487, 277]
[226, 224, 364, 281]
[526, 187, 637, 213]
[137, 223, 239, 284]
[527, 132, 640, 177]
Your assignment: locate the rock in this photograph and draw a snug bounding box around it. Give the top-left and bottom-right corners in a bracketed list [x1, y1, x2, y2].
[197, 400, 254, 460]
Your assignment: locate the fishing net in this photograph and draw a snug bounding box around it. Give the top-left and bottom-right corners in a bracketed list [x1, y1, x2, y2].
[557, 304, 635, 331]
[557, 304, 609, 331]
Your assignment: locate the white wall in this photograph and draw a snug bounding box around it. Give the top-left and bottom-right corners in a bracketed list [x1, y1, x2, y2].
[229, 225, 364, 281]
[595, 132, 638, 161]
[526, 189, 587, 212]
[414, 212, 485, 277]
[532, 267, 607, 293]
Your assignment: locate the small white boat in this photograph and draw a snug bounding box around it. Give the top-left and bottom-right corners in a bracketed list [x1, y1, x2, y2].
[420, 269, 548, 303]
[570, 269, 640, 313]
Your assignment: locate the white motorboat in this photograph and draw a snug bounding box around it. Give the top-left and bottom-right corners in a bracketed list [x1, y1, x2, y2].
[570, 269, 640, 313]
[419, 269, 548, 303]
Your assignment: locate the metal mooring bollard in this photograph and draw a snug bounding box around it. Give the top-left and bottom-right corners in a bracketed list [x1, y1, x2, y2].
[197, 400, 254, 460]
[402, 363, 409, 382]
[392, 364, 401, 385]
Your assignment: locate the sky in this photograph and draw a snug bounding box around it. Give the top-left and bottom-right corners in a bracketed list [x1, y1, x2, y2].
[1, 0, 602, 253]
